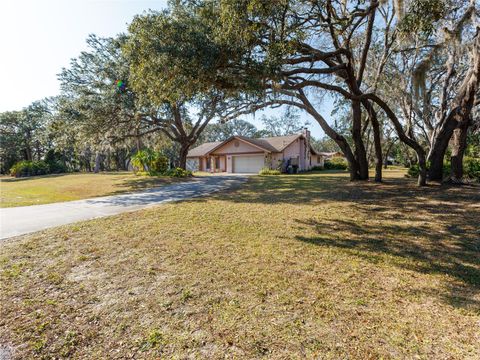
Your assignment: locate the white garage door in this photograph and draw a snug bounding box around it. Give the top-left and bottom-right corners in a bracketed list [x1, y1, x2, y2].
[233, 155, 264, 173]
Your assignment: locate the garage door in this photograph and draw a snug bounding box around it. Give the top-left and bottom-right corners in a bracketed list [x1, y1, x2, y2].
[233, 155, 264, 173]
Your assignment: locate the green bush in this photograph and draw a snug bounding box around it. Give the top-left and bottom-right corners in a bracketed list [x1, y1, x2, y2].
[44, 149, 68, 173]
[407, 163, 450, 179]
[10, 160, 50, 177]
[406, 158, 479, 181]
[49, 160, 68, 174]
[259, 167, 281, 175]
[131, 150, 171, 175]
[406, 164, 422, 178]
[151, 155, 169, 173]
[464, 157, 480, 181]
[310, 165, 324, 171]
[164, 167, 192, 177]
[324, 158, 348, 170]
[131, 149, 157, 173]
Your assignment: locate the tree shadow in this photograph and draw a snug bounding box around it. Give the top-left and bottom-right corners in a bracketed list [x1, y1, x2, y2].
[199, 172, 480, 312]
[293, 214, 480, 312]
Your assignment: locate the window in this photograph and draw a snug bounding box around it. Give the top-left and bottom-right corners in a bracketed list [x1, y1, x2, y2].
[216, 157, 221, 169]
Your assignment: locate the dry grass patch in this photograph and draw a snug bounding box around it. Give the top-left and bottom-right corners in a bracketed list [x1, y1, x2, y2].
[1, 169, 479, 359]
[0, 172, 187, 207]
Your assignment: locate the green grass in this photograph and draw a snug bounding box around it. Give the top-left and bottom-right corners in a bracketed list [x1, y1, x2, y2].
[0, 172, 188, 207]
[1, 169, 479, 358]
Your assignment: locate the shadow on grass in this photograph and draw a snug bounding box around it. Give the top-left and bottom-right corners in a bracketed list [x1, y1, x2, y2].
[295, 217, 480, 312]
[201, 172, 480, 312]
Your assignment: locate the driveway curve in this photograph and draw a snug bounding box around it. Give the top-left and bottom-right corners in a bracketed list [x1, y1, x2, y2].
[0, 175, 248, 240]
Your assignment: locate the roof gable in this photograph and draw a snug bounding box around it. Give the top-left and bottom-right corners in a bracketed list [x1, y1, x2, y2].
[210, 136, 273, 154]
[259, 134, 302, 152]
[187, 141, 222, 157]
[187, 133, 306, 157]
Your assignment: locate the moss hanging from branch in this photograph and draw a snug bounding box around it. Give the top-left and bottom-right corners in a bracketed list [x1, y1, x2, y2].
[394, 0, 405, 20]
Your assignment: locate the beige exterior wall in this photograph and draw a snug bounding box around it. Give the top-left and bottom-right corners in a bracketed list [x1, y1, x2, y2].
[269, 152, 283, 170]
[310, 155, 325, 168]
[212, 139, 264, 155]
[212, 139, 265, 173]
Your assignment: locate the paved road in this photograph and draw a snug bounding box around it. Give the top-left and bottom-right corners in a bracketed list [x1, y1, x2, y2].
[0, 175, 248, 240]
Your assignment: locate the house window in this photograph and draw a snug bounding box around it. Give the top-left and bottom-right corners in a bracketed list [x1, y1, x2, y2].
[205, 157, 211, 169]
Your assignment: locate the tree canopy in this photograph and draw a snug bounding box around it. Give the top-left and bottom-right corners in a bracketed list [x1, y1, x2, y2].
[1, 0, 478, 184]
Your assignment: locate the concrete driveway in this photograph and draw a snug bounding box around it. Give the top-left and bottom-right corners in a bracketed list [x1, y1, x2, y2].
[0, 175, 248, 240]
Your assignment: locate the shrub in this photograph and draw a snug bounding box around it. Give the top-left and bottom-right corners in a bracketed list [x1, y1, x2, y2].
[324, 158, 348, 170]
[49, 160, 68, 174]
[44, 149, 68, 173]
[131, 150, 171, 175]
[464, 157, 480, 181]
[310, 165, 324, 171]
[131, 149, 157, 173]
[406, 158, 480, 181]
[259, 167, 281, 175]
[407, 163, 450, 179]
[10, 160, 50, 177]
[151, 155, 169, 174]
[164, 167, 192, 177]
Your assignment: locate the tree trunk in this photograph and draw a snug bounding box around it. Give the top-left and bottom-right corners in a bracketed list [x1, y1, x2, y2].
[417, 152, 427, 186]
[450, 120, 470, 181]
[429, 34, 480, 181]
[383, 140, 396, 169]
[25, 147, 33, 161]
[351, 100, 369, 180]
[367, 93, 427, 186]
[363, 100, 382, 182]
[178, 145, 190, 170]
[427, 119, 456, 182]
[94, 152, 101, 173]
[297, 91, 361, 181]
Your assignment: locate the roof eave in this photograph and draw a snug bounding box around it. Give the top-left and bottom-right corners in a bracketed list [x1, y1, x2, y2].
[206, 136, 272, 156]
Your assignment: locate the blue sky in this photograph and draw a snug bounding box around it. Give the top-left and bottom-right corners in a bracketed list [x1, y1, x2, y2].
[1, 0, 331, 138]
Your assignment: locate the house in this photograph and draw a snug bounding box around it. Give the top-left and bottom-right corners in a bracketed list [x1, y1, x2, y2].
[186, 129, 325, 173]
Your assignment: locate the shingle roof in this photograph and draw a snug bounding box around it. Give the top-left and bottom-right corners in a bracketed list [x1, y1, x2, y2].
[187, 141, 222, 157]
[187, 134, 303, 157]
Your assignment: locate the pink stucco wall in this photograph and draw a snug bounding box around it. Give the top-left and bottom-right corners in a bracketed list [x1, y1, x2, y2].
[272, 138, 312, 171]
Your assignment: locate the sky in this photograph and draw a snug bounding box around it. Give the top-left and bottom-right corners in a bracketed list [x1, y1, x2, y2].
[0, 0, 331, 138]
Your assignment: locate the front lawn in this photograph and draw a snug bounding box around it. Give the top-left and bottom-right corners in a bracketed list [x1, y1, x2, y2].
[0, 172, 187, 207]
[1, 169, 479, 358]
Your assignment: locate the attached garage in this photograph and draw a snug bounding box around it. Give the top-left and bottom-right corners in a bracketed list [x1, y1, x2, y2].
[232, 155, 265, 173]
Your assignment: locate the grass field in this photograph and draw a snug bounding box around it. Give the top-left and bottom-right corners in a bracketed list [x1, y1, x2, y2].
[0, 172, 187, 207]
[1, 169, 479, 359]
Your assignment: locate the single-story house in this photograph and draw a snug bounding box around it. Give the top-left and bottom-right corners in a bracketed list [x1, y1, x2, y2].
[186, 129, 325, 173]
